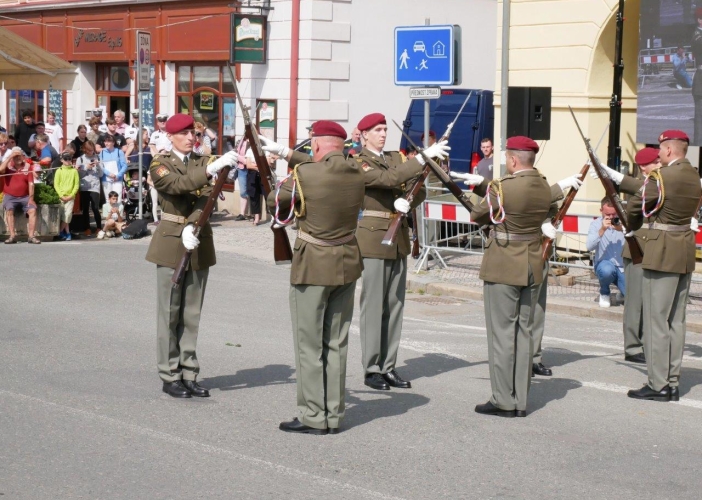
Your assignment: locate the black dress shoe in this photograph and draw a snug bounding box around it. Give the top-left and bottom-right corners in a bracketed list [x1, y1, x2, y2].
[515, 410, 527, 417]
[364, 373, 390, 391]
[279, 418, 328, 435]
[474, 401, 516, 418]
[670, 386, 680, 401]
[162, 380, 192, 398]
[624, 353, 646, 364]
[182, 380, 210, 397]
[532, 363, 553, 377]
[627, 385, 670, 401]
[328, 427, 341, 434]
[382, 369, 412, 388]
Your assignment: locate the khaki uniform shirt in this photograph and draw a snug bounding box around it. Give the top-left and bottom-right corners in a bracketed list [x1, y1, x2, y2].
[355, 148, 426, 259]
[627, 158, 701, 273]
[469, 169, 555, 286]
[145, 151, 215, 271]
[267, 150, 365, 286]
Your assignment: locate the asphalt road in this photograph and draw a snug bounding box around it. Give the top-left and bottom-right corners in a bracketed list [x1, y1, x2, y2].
[3, 238, 702, 499]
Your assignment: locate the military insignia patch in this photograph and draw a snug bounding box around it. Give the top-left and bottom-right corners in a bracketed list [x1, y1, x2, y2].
[155, 166, 170, 178]
[362, 163, 373, 172]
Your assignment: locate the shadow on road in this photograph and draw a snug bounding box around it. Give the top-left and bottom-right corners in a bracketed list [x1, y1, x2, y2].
[529, 377, 582, 414]
[545, 347, 608, 369]
[399, 352, 483, 381]
[343, 389, 430, 429]
[202, 364, 295, 391]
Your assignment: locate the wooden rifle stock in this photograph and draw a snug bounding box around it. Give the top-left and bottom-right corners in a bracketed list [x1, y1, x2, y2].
[568, 107, 643, 264]
[541, 163, 590, 262]
[172, 165, 232, 287]
[382, 167, 430, 246]
[228, 63, 293, 265]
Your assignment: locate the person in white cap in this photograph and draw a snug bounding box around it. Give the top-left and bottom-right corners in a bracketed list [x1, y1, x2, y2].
[149, 113, 172, 155]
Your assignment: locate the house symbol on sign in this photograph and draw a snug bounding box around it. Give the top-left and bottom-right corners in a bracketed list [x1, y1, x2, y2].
[433, 41, 445, 57]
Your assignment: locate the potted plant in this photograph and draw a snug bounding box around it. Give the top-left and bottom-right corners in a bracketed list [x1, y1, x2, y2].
[33, 183, 62, 236]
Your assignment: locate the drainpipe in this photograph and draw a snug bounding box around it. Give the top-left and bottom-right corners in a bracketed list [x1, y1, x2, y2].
[288, 0, 300, 149]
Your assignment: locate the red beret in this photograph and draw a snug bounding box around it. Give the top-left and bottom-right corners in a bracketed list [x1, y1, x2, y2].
[357, 113, 386, 131]
[696, 7, 702, 18]
[634, 147, 660, 166]
[165, 113, 194, 134]
[658, 129, 689, 143]
[420, 130, 437, 141]
[311, 120, 347, 140]
[506, 135, 539, 153]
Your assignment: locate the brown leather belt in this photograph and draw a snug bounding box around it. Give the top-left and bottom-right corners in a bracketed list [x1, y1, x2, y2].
[362, 210, 398, 220]
[297, 230, 355, 247]
[647, 222, 690, 232]
[161, 212, 187, 224]
[490, 230, 542, 242]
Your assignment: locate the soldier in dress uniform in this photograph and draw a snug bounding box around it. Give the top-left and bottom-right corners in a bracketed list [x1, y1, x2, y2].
[355, 112, 449, 391]
[467, 136, 556, 417]
[593, 147, 663, 364]
[626, 130, 701, 401]
[262, 121, 365, 435]
[145, 113, 238, 398]
[453, 167, 583, 378]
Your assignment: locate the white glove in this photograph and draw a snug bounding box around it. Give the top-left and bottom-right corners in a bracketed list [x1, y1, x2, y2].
[259, 135, 290, 158]
[394, 198, 411, 214]
[417, 140, 450, 165]
[557, 174, 584, 192]
[182, 224, 200, 251]
[450, 171, 484, 186]
[624, 230, 635, 237]
[541, 221, 558, 240]
[692, 217, 700, 233]
[206, 150, 239, 176]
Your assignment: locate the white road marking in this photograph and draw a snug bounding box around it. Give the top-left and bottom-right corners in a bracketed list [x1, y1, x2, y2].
[581, 381, 702, 410]
[0, 389, 407, 500]
[403, 317, 702, 363]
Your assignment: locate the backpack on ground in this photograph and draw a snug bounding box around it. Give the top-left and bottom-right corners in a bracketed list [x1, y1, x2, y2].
[121, 219, 150, 239]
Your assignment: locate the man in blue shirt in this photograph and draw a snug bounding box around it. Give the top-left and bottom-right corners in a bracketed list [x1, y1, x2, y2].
[586, 198, 626, 307]
[672, 46, 693, 89]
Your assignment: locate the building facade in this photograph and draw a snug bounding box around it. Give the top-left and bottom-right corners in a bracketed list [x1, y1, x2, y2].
[0, 0, 498, 155]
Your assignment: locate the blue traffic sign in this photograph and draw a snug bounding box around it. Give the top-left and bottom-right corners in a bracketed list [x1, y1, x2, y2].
[394, 25, 455, 86]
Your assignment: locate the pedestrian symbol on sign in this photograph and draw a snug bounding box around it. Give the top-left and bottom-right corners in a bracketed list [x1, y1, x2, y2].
[399, 49, 410, 70]
[418, 59, 428, 71]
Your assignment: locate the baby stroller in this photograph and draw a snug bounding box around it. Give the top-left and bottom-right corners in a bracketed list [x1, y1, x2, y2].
[122, 165, 153, 222]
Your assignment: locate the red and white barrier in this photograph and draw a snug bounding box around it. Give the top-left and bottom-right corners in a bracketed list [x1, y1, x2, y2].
[423, 201, 702, 246]
[424, 199, 474, 223]
[639, 54, 672, 64]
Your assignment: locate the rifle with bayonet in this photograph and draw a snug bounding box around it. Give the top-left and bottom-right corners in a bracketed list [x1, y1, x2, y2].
[172, 157, 232, 287]
[568, 106, 643, 264]
[541, 122, 610, 262]
[381, 95, 473, 247]
[227, 63, 293, 265]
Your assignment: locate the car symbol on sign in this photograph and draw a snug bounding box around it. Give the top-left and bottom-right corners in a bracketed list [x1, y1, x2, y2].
[413, 41, 425, 53]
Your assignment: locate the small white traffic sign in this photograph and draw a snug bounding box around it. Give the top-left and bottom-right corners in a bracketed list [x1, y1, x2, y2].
[137, 31, 151, 92]
[409, 87, 441, 99]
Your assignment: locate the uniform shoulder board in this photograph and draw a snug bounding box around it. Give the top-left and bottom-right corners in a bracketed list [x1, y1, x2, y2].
[499, 174, 516, 181]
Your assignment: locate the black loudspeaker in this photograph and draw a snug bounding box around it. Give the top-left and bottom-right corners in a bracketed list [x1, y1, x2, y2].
[507, 86, 552, 140]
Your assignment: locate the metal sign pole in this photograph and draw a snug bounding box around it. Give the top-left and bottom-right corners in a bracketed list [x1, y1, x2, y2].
[424, 18, 430, 149]
[500, 0, 510, 176]
[138, 92, 143, 219]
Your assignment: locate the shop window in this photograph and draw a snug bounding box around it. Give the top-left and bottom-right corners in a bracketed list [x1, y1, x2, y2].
[7, 90, 44, 135]
[176, 64, 236, 155]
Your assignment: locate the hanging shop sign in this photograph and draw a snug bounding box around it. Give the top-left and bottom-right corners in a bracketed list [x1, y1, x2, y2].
[230, 13, 267, 64]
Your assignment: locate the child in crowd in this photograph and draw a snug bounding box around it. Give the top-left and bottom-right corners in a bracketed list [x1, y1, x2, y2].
[53, 151, 80, 241]
[97, 191, 125, 239]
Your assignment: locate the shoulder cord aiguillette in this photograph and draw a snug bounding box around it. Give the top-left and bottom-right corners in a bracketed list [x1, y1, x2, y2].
[486, 179, 506, 224]
[274, 165, 306, 224]
[642, 169, 665, 218]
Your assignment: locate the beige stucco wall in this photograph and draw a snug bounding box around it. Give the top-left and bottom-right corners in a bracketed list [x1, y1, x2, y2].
[496, 0, 642, 215]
